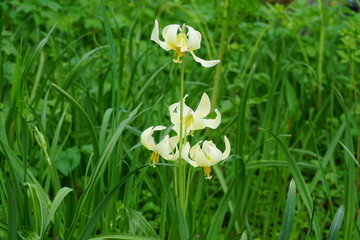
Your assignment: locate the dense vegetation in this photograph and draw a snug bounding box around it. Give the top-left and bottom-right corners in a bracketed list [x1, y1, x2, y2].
[0, 0, 359, 239]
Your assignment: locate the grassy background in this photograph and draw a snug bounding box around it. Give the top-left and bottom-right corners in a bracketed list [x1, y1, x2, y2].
[0, 0, 359, 239]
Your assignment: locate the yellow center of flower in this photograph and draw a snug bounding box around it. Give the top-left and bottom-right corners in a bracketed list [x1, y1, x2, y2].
[203, 167, 212, 180]
[186, 114, 194, 130]
[151, 152, 160, 167]
[173, 33, 188, 63]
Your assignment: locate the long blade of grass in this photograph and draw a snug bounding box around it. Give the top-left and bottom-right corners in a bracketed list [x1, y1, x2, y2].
[45, 187, 73, 229]
[334, 87, 356, 240]
[51, 83, 99, 160]
[260, 128, 321, 239]
[78, 164, 151, 240]
[278, 179, 296, 240]
[6, 180, 17, 240]
[206, 166, 245, 240]
[176, 198, 189, 240]
[326, 205, 345, 240]
[338, 141, 360, 168]
[65, 105, 140, 238]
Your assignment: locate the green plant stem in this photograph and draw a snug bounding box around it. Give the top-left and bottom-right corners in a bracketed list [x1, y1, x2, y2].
[178, 57, 186, 212]
[316, 0, 325, 107]
[211, 0, 229, 110]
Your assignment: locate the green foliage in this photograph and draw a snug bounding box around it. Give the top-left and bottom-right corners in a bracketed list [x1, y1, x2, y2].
[0, 0, 359, 239]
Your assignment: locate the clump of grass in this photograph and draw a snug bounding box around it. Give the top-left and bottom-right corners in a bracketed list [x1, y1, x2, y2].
[0, 0, 358, 239]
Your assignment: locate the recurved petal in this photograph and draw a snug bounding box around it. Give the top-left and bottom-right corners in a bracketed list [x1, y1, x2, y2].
[182, 142, 198, 167]
[169, 102, 180, 124]
[221, 135, 231, 160]
[150, 19, 160, 43]
[162, 24, 180, 47]
[189, 51, 220, 68]
[203, 109, 221, 129]
[195, 93, 211, 118]
[163, 151, 179, 161]
[151, 20, 173, 51]
[187, 26, 201, 50]
[141, 126, 166, 150]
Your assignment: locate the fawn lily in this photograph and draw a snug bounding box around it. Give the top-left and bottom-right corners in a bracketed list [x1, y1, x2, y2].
[141, 126, 179, 166]
[151, 19, 220, 67]
[169, 93, 221, 137]
[182, 136, 230, 179]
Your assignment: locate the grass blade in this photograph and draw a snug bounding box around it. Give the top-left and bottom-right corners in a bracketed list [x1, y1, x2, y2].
[51, 83, 99, 160]
[326, 205, 345, 240]
[45, 187, 73, 229]
[260, 128, 321, 239]
[6, 181, 17, 240]
[78, 165, 151, 240]
[278, 179, 296, 240]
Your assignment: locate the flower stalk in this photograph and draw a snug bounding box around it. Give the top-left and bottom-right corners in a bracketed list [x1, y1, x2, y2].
[179, 55, 186, 211]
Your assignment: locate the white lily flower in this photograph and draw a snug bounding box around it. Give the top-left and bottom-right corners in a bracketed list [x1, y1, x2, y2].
[141, 126, 179, 166]
[150, 19, 220, 67]
[169, 93, 221, 137]
[181, 136, 231, 179]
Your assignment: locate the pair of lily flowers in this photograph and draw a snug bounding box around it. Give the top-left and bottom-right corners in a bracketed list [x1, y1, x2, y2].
[141, 20, 230, 179]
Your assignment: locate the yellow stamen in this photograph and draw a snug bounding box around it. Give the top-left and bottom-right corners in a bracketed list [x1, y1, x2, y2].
[172, 33, 188, 63]
[203, 167, 212, 180]
[151, 152, 160, 167]
[173, 49, 185, 63]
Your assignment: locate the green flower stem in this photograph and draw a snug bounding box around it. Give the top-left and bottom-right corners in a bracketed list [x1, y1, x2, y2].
[178, 57, 186, 211]
[316, 0, 325, 107]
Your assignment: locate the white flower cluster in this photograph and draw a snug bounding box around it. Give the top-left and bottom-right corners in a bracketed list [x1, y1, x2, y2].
[141, 93, 230, 180]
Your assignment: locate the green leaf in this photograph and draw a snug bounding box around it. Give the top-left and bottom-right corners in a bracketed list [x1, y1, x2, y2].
[45, 187, 73, 229]
[54, 146, 81, 176]
[51, 83, 99, 160]
[326, 205, 345, 240]
[78, 165, 152, 240]
[279, 179, 296, 240]
[260, 129, 321, 239]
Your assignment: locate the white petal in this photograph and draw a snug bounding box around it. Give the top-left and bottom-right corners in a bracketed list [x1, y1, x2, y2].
[189, 51, 220, 68]
[203, 109, 221, 129]
[154, 134, 177, 156]
[187, 26, 201, 51]
[221, 135, 231, 160]
[169, 102, 180, 124]
[182, 142, 198, 167]
[150, 20, 160, 43]
[203, 140, 222, 164]
[194, 93, 211, 118]
[162, 24, 180, 48]
[150, 20, 172, 51]
[163, 150, 179, 161]
[191, 112, 206, 131]
[190, 142, 208, 167]
[162, 136, 179, 161]
[141, 126, 166, 150]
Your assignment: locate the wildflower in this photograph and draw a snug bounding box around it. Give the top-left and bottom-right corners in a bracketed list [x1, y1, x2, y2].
[181, 136, 230, 179]
[150, 19, 220, 67]
[169, 93, 221, 137]
[141, 126, 179, 166]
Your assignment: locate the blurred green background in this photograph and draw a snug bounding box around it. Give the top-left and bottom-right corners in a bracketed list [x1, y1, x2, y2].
[0, 0, 359, 239]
